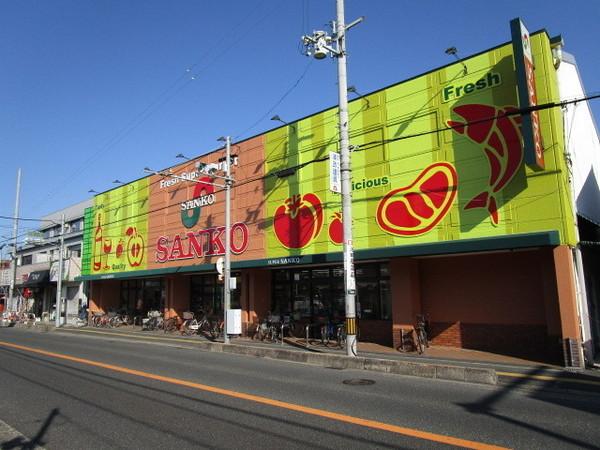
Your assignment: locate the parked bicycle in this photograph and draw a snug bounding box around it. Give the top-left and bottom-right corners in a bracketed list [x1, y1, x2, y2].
[180, 312, 199, 336]
[320, 320, 346, 348]
[163, 316, 180, 334]
[254, 313, 280, 342]
[143, 311, 164, 331]
[414, 314, 429, 354]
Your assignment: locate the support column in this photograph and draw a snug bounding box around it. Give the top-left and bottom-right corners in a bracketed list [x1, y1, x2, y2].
[553, 245, 583, 367]
[390, 258, 421, 349]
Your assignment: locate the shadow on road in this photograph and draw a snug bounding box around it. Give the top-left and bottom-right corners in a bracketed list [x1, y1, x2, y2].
[1, 407, 58, 450]
[458, 365, 600, 449]
[0, 347, 398, 449]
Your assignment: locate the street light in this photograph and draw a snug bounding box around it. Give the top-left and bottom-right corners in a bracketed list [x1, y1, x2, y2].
[270, 115, 288, 125]
[302, 1, 363, 357]
[445, 46, 468, 75]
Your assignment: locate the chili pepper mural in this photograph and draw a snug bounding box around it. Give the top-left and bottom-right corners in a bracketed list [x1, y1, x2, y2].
[447, 104, 523, 225]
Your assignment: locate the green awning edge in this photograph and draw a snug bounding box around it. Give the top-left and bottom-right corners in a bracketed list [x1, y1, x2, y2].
[76, 230, 560, 281]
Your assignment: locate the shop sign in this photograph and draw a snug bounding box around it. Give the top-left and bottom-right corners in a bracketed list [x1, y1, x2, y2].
[267, 257, 302, 266]
[511, 17, 544, 170]
[155, 222, 249, 263]
[330, 152, 341, 193]
[442, 72, 502, 103]
[180, 176, 216, 229]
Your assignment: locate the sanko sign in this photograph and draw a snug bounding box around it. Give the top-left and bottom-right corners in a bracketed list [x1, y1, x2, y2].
[511, 17, 544, 170]
[181, 176, 215, 229]
[155, 222, 250, 263]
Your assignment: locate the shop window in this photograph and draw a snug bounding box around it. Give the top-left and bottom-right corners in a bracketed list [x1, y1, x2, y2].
[272, 263, 390, 321]
[119, 279, 164, 314]
[190, 272, 241, 316]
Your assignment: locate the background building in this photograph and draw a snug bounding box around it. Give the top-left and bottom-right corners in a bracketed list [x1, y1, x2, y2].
[11, 199, 92, 323]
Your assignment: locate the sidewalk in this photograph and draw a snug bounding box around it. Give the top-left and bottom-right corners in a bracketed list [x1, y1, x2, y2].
[43, 323, 600, 392]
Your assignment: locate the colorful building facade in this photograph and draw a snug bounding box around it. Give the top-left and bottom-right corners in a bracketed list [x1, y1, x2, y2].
[80, 28, 592, 366]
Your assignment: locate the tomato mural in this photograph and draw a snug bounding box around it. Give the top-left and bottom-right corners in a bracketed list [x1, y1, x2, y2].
[376, 163, 458, 236]
[328, 212, 343, 245]
[273, 193, 324, 249]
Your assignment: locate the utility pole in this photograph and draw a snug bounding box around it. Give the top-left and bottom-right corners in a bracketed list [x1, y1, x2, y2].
[219, 136, 232, 344]
[55, 214, 65, 327]
[146, 137, 235, 343]
[8, 168, 21, 312]
[302, 0, 362, 357]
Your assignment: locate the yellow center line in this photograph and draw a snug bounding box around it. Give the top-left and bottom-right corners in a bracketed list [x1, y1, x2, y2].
[497, 371, 600, 387]
[0, 340, 509, 450]
[61, 328, 195, 343]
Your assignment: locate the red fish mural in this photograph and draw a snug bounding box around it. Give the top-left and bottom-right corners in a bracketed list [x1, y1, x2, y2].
[447, 104, 523, 225]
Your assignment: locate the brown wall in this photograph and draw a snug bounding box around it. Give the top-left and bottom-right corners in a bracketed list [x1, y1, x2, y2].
[390, 249, 566, 361]
[246, 269, 271, 326]
[88, 279, 120, 314]
[420, 250, 549, 325]
[146, 135, 266, 271]
[165, 275, 190, 319]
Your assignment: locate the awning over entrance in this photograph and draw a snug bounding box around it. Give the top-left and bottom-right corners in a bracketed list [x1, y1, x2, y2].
[23, 270, 50, 286]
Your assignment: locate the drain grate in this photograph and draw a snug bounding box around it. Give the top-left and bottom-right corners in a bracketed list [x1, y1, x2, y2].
[342, 378, 375, 386]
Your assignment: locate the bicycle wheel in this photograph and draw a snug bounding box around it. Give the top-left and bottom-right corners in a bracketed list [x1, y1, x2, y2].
[181, 320, 192, 336]
[336, 325, 346, 348]
[320, 325, 328, 346]
[416, 329, 426, 354]
[164, 318, 178, 334]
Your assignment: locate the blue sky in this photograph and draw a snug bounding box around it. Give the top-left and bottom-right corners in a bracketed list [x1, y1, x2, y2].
[1, 0, 599, 242]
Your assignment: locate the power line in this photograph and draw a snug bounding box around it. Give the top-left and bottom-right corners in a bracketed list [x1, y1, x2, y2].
[31, 1, 283, 216]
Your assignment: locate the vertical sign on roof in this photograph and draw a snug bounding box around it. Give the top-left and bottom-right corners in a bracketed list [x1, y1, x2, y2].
[330, 151, 341, 193]
[511, 17, 545, 170]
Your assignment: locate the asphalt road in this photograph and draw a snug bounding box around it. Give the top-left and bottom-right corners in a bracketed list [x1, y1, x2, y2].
[0, 327, 599, 449]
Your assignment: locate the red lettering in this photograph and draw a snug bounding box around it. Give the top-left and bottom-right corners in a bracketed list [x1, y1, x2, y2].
[156, 236, 169, 263]
[230, 223, 249, 254]
[169, 235, 191, 260]
[186, 232, 205, 257]
[155, 222, 249, 263]
[207, 227, 225, 255]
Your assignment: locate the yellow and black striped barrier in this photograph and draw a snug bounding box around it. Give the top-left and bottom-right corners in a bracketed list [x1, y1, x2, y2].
[346, 317, 358, 335]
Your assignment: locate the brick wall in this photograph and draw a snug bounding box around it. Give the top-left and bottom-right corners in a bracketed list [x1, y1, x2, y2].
[429, 321, 557, 361]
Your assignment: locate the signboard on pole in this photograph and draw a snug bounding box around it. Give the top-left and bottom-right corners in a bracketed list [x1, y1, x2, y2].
[330, 151, 341, 193]
[511, 17, 545, 170]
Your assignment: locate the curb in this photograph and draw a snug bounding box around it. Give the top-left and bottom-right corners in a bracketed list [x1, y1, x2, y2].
[211, 340, 497, 385]
[53, 327, 498, 386]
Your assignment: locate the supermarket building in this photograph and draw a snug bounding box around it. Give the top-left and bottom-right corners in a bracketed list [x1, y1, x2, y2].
[79, 25, 600, 367]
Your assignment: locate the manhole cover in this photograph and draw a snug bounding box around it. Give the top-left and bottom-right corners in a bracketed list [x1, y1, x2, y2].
[342, 378, 375, 386]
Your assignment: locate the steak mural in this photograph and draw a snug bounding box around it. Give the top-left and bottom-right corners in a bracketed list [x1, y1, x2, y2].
[376, 162, 458, 236]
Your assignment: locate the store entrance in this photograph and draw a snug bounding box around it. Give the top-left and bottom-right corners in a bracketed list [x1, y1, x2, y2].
[190, 272, 242, 316]
[272, 263, 391, 321]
